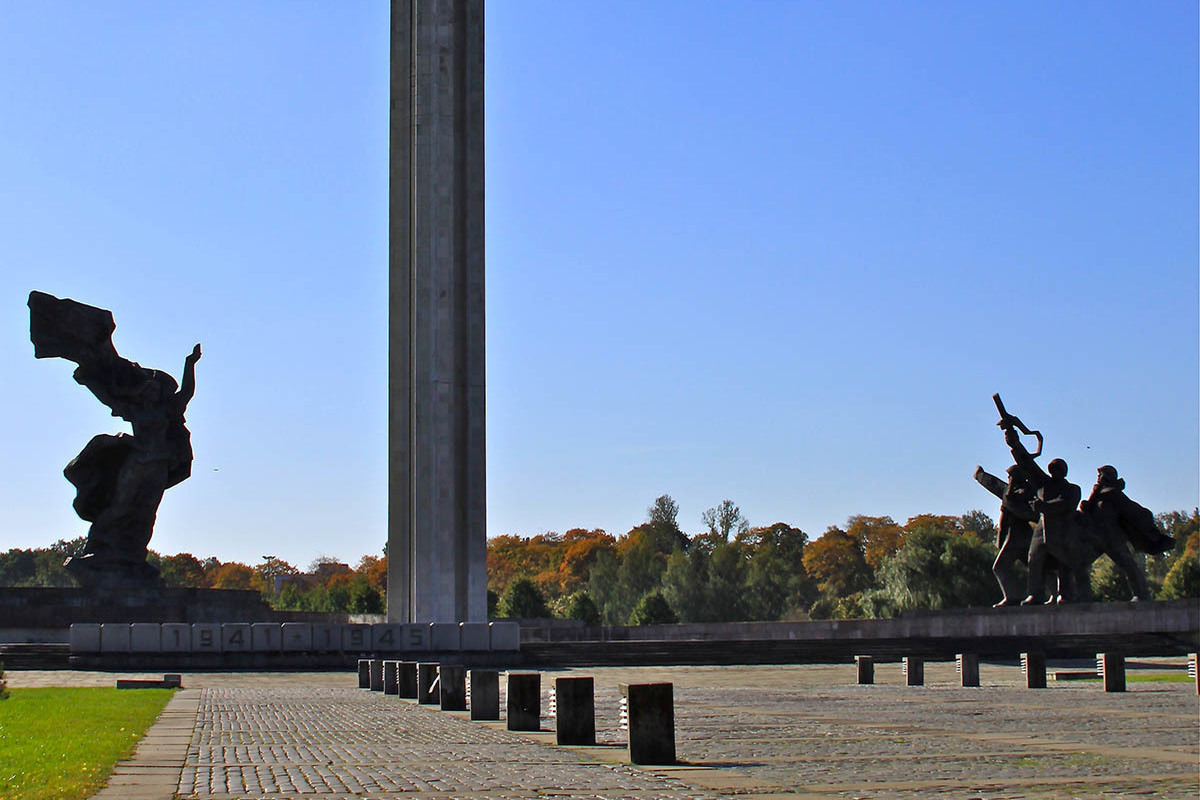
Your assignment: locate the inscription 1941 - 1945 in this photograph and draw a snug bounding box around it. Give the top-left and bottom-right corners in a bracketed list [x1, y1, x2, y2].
[28, 290, 201, 590]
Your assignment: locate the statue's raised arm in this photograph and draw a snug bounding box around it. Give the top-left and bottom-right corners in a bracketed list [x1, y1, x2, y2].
[178, 343, 202, 408]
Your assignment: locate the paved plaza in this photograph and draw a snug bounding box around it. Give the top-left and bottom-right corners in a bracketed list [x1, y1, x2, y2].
[11, 662, 1199, 799]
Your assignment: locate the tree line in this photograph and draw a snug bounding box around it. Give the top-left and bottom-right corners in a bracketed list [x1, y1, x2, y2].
[486, 496, 1199, 624]
[0, 538, 387, 614]
[3, 500, 1196, 623]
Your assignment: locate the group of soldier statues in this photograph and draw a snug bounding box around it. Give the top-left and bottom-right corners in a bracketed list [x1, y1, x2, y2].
[975, 395, 1173, 606]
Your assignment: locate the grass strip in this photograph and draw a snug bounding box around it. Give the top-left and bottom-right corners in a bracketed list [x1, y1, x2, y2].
[0, 687, 174, 800]
[1054, 673, 1194, 684]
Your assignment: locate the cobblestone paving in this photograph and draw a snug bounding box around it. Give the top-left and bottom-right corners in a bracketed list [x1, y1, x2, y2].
[179, 686, 719, 799]
[570, 664, 1200, 799]
[13, 663, 1197, 798]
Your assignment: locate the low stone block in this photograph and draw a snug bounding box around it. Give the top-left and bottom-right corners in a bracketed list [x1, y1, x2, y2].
[373, 624, 403, 652]
[903, 656, 924, 686]
[100, 623, 131, 653]
[117, 678, 175, 689]
[281, 623, 313, 652]
[459, 622, 489, 651]
[69, 623, 101, 653]
[417, 662, 440, 704]
[161, 623, 190, 652]
[430, 623, 460, 651]
[957, 653, 980, 687]
[855, 655, 874, 685]
[397, 661, 418, 698]
[400, 623, 429, 652]
[251, 623, 281, 652]
[1023, 652, 1046, 689]
[555, 676, 595, 746]
[383, 660, 400, 694]
[163, 673, 182, 688]
[1098, 652, 1125, 693]
[311, 623, 340, 652]
[130, 623, 161, 653]
[506, 672, 540, 731]
[626, 682, 675, 765]
[369, 658, 385, 691]
[469, 669, 499, 720]
[440, 664, 467, 711]
[357, 658, 371, 689]
[490, 621, 520, 651]
[343, 624, 372, 653]
[222, 623, 252, 652]
[192, 623, 221, 653]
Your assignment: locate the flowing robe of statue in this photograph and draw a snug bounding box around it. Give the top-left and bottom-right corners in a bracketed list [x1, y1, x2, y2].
[29, 291, 200, 589]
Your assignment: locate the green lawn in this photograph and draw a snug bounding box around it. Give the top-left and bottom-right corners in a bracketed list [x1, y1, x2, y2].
[0, 687, 174, 800]
[1127, 672, 1195, 683]
[1067, 673, 1195, 684]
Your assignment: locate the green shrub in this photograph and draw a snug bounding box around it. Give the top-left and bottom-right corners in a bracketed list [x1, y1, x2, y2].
[349, 580, 384, 614]
[497, 577, 550, 619]
[628, 591, 677, 625]
[1159, 553, 1200, 600]
[562, 591, 601, 625]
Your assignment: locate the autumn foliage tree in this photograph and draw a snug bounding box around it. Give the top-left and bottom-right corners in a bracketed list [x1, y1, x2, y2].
[802, 527, 873, 598]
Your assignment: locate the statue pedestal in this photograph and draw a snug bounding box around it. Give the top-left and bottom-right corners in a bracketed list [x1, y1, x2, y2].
[0, 586, 276, 632]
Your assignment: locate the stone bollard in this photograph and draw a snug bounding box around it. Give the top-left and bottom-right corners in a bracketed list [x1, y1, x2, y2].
[369, 658, 385, 692]
[957, 653, 980, 687]
[1098, 653, 1125, 693]
[506, 672, 541, 731]
[855, 655, 874, 685]
[625, 683, 676, 765]
[418, 662, 440, 704]
[1022, 652, 1046, 689]
[383, 660, 399, 695]
[555, 677, 596, 746]
[903, 657, 924, 686]
[440, 664, 467, 711]
[469, 670, 500, 720]
[397, 661, 418, 699]
[357, 658, 371, 689]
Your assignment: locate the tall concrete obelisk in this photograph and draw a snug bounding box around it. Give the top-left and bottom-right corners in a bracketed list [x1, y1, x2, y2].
[387, 0, 486, 623]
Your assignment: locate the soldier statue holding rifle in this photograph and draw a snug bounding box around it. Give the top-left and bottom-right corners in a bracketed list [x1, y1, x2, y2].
[975, 394, 1172, 604]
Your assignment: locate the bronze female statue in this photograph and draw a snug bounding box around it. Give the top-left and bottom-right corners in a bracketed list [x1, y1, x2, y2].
[29, 290, 201, 589]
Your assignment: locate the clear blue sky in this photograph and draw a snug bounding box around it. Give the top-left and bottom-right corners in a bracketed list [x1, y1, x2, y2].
[1, 1, 1196, 569]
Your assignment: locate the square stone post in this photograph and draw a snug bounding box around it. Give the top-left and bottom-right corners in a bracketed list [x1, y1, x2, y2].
[469, 669, 500, 720]
[383, 660, 400, 695]
[440, 664, 467, 711]
[417, 662, 440, 704]
[397, 661, 418, 699]
[957, 653, 980, 687]
[1022, 652, 1046, 689]
[855, 655, 874, 685]
[554, 677, 596, 746]
[506, 672, 541, 731]
[626, 683, 676, 765]
[903, 657, 924, 686]
[1098, 652, 1125, 693]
